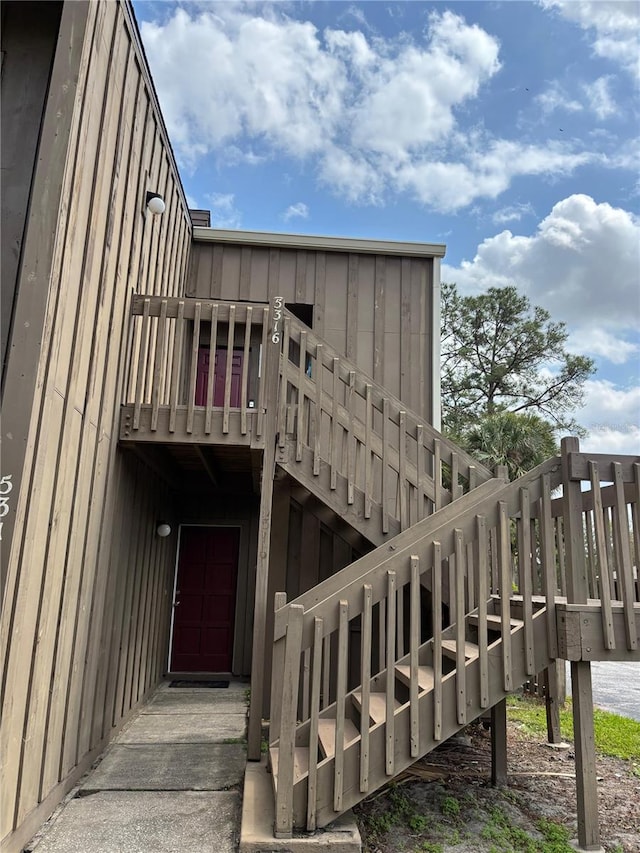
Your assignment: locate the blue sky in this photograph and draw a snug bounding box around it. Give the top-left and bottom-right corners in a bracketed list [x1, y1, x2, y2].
[133, 0, 640, 453]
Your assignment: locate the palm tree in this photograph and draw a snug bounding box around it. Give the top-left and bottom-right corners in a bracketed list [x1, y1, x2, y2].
[459, 411, 559, 481]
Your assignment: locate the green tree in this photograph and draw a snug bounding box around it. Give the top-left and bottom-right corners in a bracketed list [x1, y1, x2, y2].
[441, 283, 594, 436]
[458, 411, 559, 481]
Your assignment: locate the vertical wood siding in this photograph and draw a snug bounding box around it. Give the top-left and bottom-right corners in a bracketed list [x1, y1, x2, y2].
[0, 3, 191, 850]
[187, 243, 435, 422]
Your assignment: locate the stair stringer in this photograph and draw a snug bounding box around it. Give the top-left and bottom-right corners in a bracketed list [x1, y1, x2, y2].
[293, 607, 554, 829]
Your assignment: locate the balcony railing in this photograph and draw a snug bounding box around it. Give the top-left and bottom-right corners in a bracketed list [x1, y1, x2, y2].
[120, 296, 271, 444]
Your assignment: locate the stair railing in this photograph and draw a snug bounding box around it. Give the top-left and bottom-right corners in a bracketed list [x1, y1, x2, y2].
[555, 442, 639, 653]
[270, 455, 565, 836]
[275, 312, 492, 533]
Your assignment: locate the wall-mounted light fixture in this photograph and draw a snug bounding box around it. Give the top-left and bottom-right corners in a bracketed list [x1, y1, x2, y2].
[156, 522, 172, 538]
[146, 191, 166, 215]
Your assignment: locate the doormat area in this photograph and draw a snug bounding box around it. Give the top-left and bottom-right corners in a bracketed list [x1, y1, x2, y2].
[169, 680, 229, 688]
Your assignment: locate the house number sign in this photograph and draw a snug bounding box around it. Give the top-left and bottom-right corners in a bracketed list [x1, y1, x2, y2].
[0, 474, 13, 541]
[271, 296, 284, 344]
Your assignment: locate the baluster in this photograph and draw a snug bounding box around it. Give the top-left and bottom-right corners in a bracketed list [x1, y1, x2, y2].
[398, 411, 408, 530]
[519, 489, 535, 675]
[277, 317, 289, 447]
[556, 516, 567, 596]
[256, 307, 269, 437]
[306, 616, 323, 831]
[612, 462, 637, 649]
[410, 555, 420, 757]
[204, 304, 218, 434]
[451, 451, 461, 501]
[133, 298, 151, 429]
[476, 517, 489, 708]
[347, 371, 355, 504]
[313, 344, 323, 476]
[168, 301, 184, 433]
[589, 462, 614, 649]
[330, 358, 339, 489]
[150, 299, 168, 430]
[382, 398, 390, 533]
[432, 542, 442, 740]
[433, 438, 442, 510]
[296, 330, 307, 461]
[334, 601, 349, 812]
[240, 306, 252, 435]
[498, 502, 513, 692]
[540, 472, 558, 658]
[360, 585, 372, 793]
[364, 384, 373, 518]
[385, 571, 396, 775]
[416, 425, 425, 521]
[455, 530, 466, 725]
[186, 301, 201, 434]
[322, 634, 331, 708]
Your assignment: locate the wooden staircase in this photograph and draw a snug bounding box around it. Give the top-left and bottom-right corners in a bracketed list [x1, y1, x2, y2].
[266, 311, 640, 843]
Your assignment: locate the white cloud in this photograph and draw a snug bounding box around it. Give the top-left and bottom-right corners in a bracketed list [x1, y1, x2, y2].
[579, 379, 640, 455]
[535, 81, 583, 115]
[583, 76, 617, 119]
[140, 6, 603, 211]
[492, 202, 536, 224]
[397, 141, 593, 212]
[206, 193, 242, 229]
[568, 327, 640, 365]
[442, 194, 640, 330]
[541, 1, 640, 78]
[283, 202, 309, 222]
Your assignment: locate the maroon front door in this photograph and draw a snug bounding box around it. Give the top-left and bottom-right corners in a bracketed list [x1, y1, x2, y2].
[195, 347, 243, 407]
[170, 527, 239, 672]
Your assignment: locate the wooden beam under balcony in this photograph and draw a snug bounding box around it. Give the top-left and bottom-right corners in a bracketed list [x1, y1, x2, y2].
[120, 405, 264, 448]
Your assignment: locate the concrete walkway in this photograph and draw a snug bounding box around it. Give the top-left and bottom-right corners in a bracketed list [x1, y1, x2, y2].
[27, 682, 249, 853]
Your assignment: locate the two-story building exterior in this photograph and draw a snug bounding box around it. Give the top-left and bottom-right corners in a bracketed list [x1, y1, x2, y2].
[2, 4, 638, 853]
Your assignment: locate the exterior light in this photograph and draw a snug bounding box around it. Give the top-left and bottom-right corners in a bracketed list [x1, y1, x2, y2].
[146, 192, 166, 215]
[156, 522, 172, 538]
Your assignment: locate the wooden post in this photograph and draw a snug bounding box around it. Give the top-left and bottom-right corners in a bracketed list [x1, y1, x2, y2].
[562, 437, 601, 851]
[491, 698, 507, 787]
[544, 663, 562, 744]
[247, 296, 283, 761]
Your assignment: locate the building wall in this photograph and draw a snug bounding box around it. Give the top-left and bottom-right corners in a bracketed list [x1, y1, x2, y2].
[0, 2, 191, 850]
[0, 1, 62, 377]
[188, 241, 436, 422]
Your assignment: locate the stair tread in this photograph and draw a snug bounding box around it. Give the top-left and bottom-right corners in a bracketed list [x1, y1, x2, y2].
[395, 664, 435, 692]
[441, 639, 479, 660]
[352, 691, 401, 723]
[269, 746, 310, 785]
[317, 717, 360, 758]
[469, 613, 524, 628]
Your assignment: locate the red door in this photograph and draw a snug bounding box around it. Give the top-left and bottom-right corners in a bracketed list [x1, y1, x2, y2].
[195, 348, 243, 407]
[170, 527, 239, 672]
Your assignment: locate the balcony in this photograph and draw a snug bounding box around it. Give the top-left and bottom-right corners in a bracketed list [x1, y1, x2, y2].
[120, 296, 272, 448]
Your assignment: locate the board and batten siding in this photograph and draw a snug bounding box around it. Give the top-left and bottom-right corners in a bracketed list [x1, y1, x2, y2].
[0, 2, 191, 850]
[187, 239, 440, 424]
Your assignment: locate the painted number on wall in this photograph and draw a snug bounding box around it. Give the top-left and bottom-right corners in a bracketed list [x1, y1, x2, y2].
[0, 474, 13, 541]
[271, 296, 284, 344]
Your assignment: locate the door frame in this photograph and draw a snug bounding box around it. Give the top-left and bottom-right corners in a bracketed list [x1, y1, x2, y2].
[168, 523, 244, 675]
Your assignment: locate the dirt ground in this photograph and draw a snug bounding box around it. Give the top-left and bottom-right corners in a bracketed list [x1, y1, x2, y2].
[355, 718, 640, 852]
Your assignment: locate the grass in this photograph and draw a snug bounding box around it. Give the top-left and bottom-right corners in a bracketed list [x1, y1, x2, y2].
[481, 806, 575, 852]
[507, 695, 640, 761]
